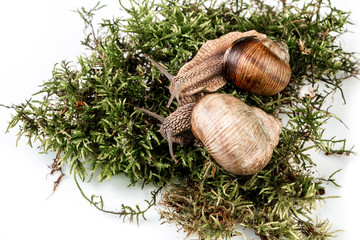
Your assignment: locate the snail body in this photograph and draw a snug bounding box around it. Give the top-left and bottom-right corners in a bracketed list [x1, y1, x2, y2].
[146, 30, 291, 107]
[135, 93, 282, 175]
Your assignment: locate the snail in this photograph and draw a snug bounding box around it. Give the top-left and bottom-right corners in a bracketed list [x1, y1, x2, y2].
[135, 93, 282, 175]
[145, 30, 291, 107]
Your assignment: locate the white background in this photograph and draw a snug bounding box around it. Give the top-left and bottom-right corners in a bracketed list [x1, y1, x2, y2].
[0, 1, 359, 239]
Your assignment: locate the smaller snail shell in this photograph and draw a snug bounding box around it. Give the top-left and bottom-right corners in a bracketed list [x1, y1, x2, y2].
[223, 36, 291, 96]
[190, 93, 282, 175]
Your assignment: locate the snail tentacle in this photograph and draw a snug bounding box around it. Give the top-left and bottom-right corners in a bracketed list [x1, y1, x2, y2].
[134, 107, 165, 123]
[144, 54, 174, 81]
[166, 81, 181, 108]
[166, 130, 178, 163]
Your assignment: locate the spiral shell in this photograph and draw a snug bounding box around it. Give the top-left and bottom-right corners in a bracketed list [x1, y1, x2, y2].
[190, 93, 282, 175]
[223, 36, 291, 96]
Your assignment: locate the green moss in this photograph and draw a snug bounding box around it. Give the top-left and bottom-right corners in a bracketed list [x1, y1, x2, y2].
[4, 0, 358, 239]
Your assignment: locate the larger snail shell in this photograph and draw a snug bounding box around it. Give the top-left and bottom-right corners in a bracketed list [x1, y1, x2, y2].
[223, 36, 291, 96]
[190, 93, 282, 175]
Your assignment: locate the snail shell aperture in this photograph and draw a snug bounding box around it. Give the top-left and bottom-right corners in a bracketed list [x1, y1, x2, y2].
[190, 93, 282, 175]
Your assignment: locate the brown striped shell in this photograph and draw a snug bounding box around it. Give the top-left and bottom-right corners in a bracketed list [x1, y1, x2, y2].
[223, 36, 291, 96]
[190, 93, 282, 175]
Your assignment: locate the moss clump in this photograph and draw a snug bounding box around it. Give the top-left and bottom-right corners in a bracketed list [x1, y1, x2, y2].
[4, 0, 358, 239]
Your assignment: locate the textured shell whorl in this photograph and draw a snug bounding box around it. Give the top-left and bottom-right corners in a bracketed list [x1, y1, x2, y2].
[223, 36, 291, 96]
[190, 93, 282, 175]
